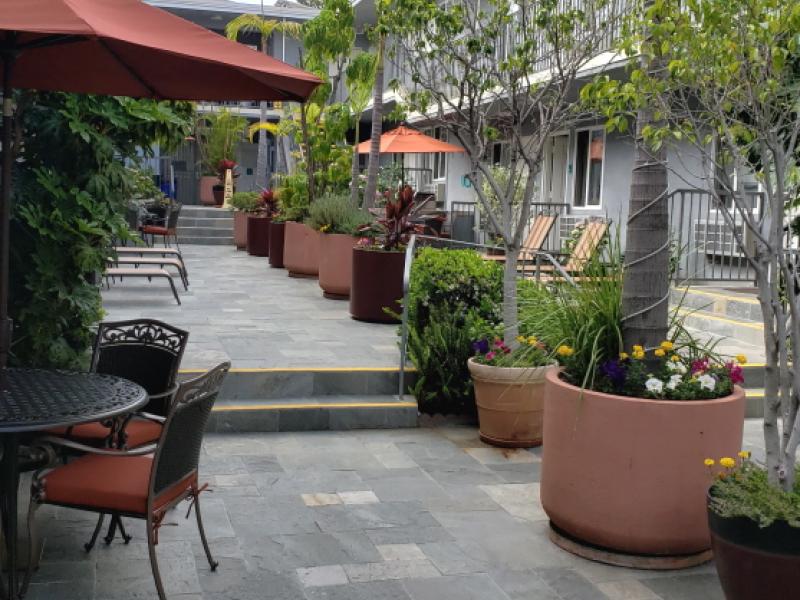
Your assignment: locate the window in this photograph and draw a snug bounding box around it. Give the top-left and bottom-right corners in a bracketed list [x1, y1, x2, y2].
[423, 128, 447, 181]
[573, 128, 604, 208]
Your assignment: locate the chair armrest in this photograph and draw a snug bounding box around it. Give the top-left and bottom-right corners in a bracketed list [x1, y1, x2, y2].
[32, 435, 156, 457]
[148, 384, 178, 403]
[136, 412, 166, 424]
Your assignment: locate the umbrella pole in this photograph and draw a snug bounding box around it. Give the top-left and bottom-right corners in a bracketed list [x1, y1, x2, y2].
[0, 47, 15, 370]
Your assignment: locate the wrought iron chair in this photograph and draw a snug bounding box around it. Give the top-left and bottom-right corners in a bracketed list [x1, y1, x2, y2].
[53, 318, 189, 549]
[25, 362, 230, 600]
[140, 202, 182, 249]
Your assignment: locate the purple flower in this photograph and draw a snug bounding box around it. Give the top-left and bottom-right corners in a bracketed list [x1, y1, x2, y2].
[599, 359, 627, 389]
[472, 339, 490, 355]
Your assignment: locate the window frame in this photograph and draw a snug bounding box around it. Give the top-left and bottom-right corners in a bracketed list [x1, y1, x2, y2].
[571, 126, 606, 210]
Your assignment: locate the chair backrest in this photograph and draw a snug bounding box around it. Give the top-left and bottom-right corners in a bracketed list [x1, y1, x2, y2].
[149, 362, 230, 500]
[91, 319, 189, 416]
[522, 213, 558, 252]
[565, 219, 609, 271]
[166, 202, 182, 230]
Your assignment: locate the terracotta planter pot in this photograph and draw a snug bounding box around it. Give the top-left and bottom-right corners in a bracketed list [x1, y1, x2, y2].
[212, 185, 224, 207]
[199, 176, 217, 205]
[283, 222, 320, 278]
[233, 211, 248, 249]
[268, 221, 286, 268]
[246, 216, 271, 257]
[319, 233, 357, 299]
[540, 369, 745, 556]
[350, 247, 403, 323]
[467, 359, 554, 448]
[708, 501, 800, 600]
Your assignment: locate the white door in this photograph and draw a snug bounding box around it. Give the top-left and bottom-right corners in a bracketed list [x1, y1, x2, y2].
[545, 134, 569, 204]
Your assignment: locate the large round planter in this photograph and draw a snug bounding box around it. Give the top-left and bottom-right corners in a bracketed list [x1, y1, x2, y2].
[283, 222, 320, 278]
[319, 233, 357, 299]
[233, 211, 248, 249]
[467, 359, 553, 448]
[246, 216, 271, 257]
[708, 502, 800, 600]
[199, 176, 217, 205]
[541, 369, 745, 557]
[268, 221, 286, 269]
[349, 247, 403, 323]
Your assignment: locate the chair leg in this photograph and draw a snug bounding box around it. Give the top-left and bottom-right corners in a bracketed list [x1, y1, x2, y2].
[166, 276, 181, 305]
[117, 517, 132, 544]
[84, 513, 106, 552]
[193, 495, 218, 571]
[103, 514, 118, 545]
[21, 496, 40, 597]
[146, 519, 167, 600]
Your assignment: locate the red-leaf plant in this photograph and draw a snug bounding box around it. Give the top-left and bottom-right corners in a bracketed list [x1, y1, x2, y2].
[360, 185, 423, 251]
[216, 159, 239, 183]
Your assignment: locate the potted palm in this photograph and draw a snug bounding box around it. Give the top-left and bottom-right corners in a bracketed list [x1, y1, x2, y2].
[307, 192, 370, 299]
[468, 335, 556, 448]
[194, 110, 247, 206]
[350, 184, 421, 323]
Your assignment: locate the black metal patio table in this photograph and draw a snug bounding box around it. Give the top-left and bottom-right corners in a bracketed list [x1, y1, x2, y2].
[0, 368, 148, 599]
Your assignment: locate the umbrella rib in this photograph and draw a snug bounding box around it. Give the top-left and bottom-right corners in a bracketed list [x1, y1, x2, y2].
[96, 39, 161, 99]
[16, 35, 85, 52]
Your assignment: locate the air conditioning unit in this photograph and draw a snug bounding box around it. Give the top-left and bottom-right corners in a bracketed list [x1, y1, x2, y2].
[435, 182, 447, 210]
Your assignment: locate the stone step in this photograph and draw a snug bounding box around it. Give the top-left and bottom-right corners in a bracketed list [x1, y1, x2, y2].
[181, 206, 234, 219]
[671, 286, 761, 323]
[178, 217, 233, 229]
[177, 235, 234, 245]
[676, 307, 763, 347]
[207, 395, 418, 432]
[179, 367, 416, 400]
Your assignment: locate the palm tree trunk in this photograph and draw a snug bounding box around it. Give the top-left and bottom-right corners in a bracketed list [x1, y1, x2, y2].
[621, 106, 669, 351]
[350, 118, 361, 204]
[256, 102, 269, 190]
[362, 36, 385, 209]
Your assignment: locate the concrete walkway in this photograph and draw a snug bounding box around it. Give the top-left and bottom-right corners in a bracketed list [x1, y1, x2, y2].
[103, 245, 400, 370]
[25, 420, 757, 600]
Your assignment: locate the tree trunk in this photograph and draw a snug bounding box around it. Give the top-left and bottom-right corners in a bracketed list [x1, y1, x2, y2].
[362, 36, 385, 209]
[621, 108, 670, 351]
[350, 118, 361, 204]
[256, 102, 269, 190]
[503, 248, 519, 345]
[300, 103, 315, 203]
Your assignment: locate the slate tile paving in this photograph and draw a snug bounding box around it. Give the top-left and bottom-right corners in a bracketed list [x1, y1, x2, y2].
[102, 245, 399, 369]
[29, 422, 756, 599]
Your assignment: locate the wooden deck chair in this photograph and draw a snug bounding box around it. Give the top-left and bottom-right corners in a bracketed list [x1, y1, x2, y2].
[484, 213, 558, 263]
[521, 219, 609, 280]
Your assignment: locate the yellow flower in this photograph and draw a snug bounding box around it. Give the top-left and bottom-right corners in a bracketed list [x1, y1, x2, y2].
[736, 354, 747, 365]
[632, 344, 644, 353]
[527, 336, 538, 346]
[556, 345, 574, 357]
[704, 458, 715, 467]
[660, 341, 674, 351]
[738, 450, 750, 459]
[654, 348, 666, 357]
[720, 457, 736, 469]
[670, 354, 680, 362]
[619, 352, 629, 360]
[516, 335, 526, 343]
[632, 350, 645, 360]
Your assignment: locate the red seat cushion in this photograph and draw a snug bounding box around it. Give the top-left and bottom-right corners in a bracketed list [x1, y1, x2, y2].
[41, 454, 195, 516]
[47, 419, 163, 448]
[141, 225, 172, 235]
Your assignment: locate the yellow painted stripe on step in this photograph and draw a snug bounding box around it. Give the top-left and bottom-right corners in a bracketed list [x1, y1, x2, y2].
[181, 367, 408, 373]
[674, 286, 760, 305]
[676, 308, 763, 330]
[213, 401, 418, 412]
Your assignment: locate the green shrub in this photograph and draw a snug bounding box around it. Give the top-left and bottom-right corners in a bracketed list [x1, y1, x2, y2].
[230, 191, 261, 213]
[406, 248, 502, 415]
[306, 192, 370, 235]
[274, 172, 309, 222]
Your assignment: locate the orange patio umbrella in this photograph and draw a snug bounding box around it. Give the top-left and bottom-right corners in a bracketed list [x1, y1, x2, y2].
[0, 0, 321, 368]
[356, 125, 466, 154]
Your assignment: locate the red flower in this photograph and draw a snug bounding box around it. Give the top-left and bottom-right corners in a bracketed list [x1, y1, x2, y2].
[725, 362, 744, 385]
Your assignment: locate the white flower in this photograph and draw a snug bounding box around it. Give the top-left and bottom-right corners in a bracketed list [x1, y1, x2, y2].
[645, 377, 664, 395]
[666, 374, 682, 390]
[697, 373, 716, 391]
[666, 361, 687, 374]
